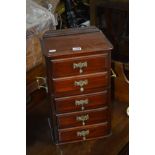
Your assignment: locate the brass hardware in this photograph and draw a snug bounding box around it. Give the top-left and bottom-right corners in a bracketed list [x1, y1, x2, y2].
[74, 80, 88, 92]
[111, 68, 117, 78]
[36, 77, 48, 93]
[72, 47, 82, 51]
[80, 87, 84, 92]
[76, 114, 89, 125]
[49, 49, 56, 53]
[77, 130, 89, 140]
[73, 62, 87, 74]
[75, 99, 88, 110]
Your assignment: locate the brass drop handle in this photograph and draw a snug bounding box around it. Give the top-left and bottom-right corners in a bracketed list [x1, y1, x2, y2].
[76, 114, 89, 126]
[77, 130, 89, 140]
[74, 80, 88, 92]
[75, 99, 89, 110]
[73, 62, 87, 74]
[36, 77, 48, 93]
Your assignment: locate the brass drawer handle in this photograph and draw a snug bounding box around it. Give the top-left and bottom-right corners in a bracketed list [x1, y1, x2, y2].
[73, 62, 87, 73]
[36, 77, 48, 93]
[77, 130, 89, 140]
[76, 114, 89, 126]
[74, 80, 88, 92]
[75, 99, 89, 110]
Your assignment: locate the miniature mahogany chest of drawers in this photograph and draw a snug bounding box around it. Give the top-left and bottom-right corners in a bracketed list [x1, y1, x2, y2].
[41, 26, 113, 144]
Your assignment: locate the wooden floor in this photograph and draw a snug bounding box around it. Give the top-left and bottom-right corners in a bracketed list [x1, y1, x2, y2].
[26, 99, 129, 155]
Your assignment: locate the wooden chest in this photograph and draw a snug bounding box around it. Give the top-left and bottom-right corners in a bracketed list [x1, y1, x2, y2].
[41, 26, 113, 144]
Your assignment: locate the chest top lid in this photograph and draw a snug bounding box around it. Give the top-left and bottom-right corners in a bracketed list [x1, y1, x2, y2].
[41, 26, 113, 58]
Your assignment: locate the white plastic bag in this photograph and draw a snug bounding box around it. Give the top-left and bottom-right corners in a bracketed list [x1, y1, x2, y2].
[26, 0, 57, 34]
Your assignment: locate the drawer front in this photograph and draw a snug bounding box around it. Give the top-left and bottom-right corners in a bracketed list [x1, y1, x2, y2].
[52, 72, 109, 97]
[55, 91, 109, 113]
[58, 123, 110, 143]
[57, 107, 109, 129]
[51, 54, 110, 78]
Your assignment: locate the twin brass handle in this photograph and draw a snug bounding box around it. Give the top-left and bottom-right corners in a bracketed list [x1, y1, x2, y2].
[77, 130, 89, 140]
[75, 99, 89, 110]
[73, 62, 87, 73]
[76, 114, 89, 126]
[74, 80, 88, 92]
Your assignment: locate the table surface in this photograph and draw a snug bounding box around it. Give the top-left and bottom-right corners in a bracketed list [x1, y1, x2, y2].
[27, 99, 129, 155]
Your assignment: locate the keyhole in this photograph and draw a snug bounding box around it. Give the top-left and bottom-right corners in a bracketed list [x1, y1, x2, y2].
[82, 121, 85, 126]
[81, 106, 85, 111]
[80, 87, 84, 92]
[79, 69, 83, 73]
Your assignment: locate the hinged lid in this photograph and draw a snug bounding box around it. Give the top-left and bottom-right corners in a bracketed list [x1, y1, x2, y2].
[41, 26, 113, 59]
[43, 26, 99, 37]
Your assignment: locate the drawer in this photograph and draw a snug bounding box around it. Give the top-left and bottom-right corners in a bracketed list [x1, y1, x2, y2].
[50, 54, 110, 78]
[54, 91, 109, 113]
[58, 122, 110, 143]
[57, 107, 109, 129]
[52, 72, 109, 97]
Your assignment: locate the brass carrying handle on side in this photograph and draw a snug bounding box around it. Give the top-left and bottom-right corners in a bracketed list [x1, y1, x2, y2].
[111, 68, 117, 78]
[36, 77, 48, 93]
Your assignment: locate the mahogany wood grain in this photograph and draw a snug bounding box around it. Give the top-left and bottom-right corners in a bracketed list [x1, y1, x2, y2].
[50, 53, 109, 78]
[54, 90, 109, 113]
[42, 30, 113, 59]
[41, 26, 113, 144]
[58, 123, 110, 143]
[56, 107, 109, 129]
[52, 72, 109, 97]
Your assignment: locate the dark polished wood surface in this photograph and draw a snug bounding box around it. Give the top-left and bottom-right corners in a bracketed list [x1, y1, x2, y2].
[57, 107, 109, 129]
[54, 91, 110, 113]
[58, 122, 111, 144]
[51, 54, 109, 78]
[27, 100, 129, 155]
[41, 27, 113, 144]
[52, 72, 109, 97]
[42, 29, 113, 59]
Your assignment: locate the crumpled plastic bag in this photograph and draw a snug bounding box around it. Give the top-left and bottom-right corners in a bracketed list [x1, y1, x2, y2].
[26, 0, 57, 35]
